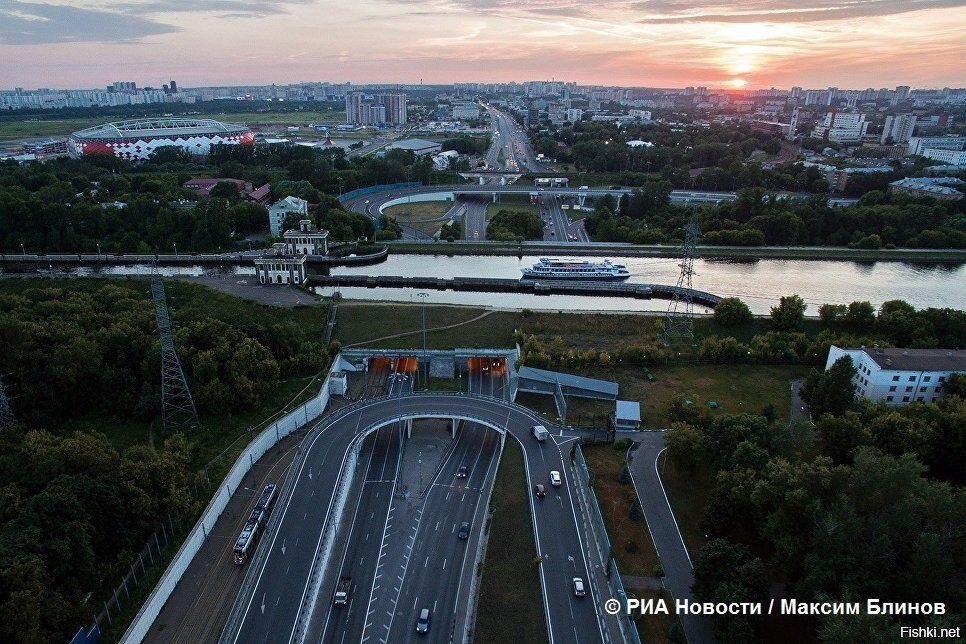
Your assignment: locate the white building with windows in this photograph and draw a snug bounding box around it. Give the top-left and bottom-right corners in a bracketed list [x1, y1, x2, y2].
[254, 243, 307, 285]
[268, 196, 309, 236]
[826, 346, 965, 406]
[811, 112, 869, 143]
[283, 219, 329, 255]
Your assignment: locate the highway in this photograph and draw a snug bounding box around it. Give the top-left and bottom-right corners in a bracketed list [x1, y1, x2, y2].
[385, 424, 500, 643]
[222, 392, 609, 644]
[317, 425, 402, 644]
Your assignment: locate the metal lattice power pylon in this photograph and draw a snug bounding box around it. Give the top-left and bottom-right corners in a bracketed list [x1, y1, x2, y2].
[151, 279, 200, 431]
[0, 377, 17, 427]
[661, 215, 702, 348]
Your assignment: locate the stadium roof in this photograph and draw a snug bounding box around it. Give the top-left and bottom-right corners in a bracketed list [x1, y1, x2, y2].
[71, 118, 249, 140]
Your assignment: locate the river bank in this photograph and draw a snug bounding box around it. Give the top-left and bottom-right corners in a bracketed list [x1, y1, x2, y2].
[386, 241, 966, 264]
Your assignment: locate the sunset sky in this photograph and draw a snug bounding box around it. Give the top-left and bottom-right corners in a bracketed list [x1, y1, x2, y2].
[1, 0, 964, 90]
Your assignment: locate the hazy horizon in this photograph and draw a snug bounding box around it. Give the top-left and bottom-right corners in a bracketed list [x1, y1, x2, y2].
[1, 0, 964, 91]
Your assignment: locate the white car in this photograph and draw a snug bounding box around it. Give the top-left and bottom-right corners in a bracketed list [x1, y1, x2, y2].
[550, 470, 562, 486]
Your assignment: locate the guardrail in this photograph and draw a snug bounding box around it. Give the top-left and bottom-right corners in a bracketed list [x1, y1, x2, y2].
[339, 182, 422, 202]
[119, 373, 334, 644]
[574, 445, 642, 644]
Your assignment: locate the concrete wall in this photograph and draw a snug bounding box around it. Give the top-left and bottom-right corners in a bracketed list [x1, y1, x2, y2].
[378, 191, 455, 214]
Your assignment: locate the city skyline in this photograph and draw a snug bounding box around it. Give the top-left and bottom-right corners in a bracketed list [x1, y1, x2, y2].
[0, 1, 964, 91]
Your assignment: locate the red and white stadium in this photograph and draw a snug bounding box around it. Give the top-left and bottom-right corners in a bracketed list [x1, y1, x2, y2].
[68, 117, 254, 161]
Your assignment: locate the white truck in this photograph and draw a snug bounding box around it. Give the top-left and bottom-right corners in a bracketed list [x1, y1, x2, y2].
[334, 576, 351, 605]
[532, 425, 549, 441]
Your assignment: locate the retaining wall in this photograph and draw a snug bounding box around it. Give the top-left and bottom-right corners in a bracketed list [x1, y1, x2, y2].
[120, 374, 334, 643]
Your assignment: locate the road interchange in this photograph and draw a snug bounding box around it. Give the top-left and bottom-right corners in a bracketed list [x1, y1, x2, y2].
[221, 391, 610, 644]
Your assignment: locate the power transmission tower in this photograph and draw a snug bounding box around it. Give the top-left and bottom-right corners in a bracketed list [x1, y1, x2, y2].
[0, 377, 16, 427]
[151, 278, 200, 431]
[661, 214, 701, 348]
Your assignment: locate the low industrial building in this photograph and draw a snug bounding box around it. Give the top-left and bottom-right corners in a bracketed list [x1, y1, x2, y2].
[889, 177, 964, 200]
[826, 346, 965, 406]
[611, 400, 642, 430]
[388, 138, 442, 156]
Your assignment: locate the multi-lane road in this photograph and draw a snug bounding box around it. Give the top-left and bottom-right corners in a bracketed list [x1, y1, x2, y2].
[222, 392, 609, 644]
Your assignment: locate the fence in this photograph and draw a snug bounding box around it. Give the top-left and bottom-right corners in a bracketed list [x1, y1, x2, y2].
[573, 445, 642, 644]
[118, 372, 334, 644]
[338, 182, 422, 202]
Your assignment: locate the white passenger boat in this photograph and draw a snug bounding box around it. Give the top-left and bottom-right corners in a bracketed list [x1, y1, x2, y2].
[521, 257, 630, 280]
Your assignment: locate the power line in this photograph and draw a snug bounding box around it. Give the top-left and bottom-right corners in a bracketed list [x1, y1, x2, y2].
[661, 213, 702, 348]
[151, 273, 200, 432]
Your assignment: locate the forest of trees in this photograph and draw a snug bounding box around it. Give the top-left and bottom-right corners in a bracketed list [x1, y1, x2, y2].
[517, 297, 965, 371]
[583, 186, 966, 248]
[0, 280, 331, 642]
[486, 208, 544, 241]
[0, 141, 432, 254]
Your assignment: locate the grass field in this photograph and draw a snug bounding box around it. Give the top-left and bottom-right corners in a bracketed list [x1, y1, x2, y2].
[383, 202, 454, 237]
[474, 440, 546, 644]
[633, 589, 681, 644]
[334, 302, 519, 349]
[583, 444, 660, 576]
[555, 364, 805, 428]
[657, 453, 713, 559]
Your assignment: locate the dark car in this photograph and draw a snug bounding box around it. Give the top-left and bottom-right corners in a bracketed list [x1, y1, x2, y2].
[458, 521, 470, 540]
[457, 465, 468, 478]
[573, 577, 586, 597]
[416, 608, 430, 634]
[534, 484, 546, 499]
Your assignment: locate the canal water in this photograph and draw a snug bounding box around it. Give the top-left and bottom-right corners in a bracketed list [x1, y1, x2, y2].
[27, 254, 964, 315]
[317, 254, 964, 315]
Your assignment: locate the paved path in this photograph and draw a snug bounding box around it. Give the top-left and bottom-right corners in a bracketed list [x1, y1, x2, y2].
[173, 275, 318, 308]
[790, 378, 808, 420]
[627, 432, 714, 644]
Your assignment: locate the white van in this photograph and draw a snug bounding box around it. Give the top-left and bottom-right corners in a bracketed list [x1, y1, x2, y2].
[532, 425, 549, 441]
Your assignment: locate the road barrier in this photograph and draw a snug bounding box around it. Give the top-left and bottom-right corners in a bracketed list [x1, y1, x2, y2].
[119, 371, 335, 643]
[574, 445, 642, 644]
[339, 182, 422, 202]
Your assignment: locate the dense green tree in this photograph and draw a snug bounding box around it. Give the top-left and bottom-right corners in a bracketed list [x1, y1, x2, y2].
[713, 297, 753, 327]
[770, 294, 807, 332]
[800, 356, 857, 417]
[664, 422, 704, 472]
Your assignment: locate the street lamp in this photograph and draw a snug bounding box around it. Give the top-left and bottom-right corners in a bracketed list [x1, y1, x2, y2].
[173, 242, 179, 259]
[416, 292, 429, 388]
[96, 243, 101, 259]
[20, 242, 25, 256]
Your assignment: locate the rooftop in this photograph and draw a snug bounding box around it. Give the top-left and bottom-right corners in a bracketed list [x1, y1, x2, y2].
[858, 347, 966, 372]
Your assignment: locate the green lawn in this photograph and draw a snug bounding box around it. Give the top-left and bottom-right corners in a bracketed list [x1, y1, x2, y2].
[383, 202, 454, 237]
[633, 589, 681, 644]
[334, 303, 518, 349]
[475, 440, 546, 644]
[583, 444, 660, 576]
[657, 453, 713, 559]
[552, 364, 805, 429]
[383, 202, 453, 221]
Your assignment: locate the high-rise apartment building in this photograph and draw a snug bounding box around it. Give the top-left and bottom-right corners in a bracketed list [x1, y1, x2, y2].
[346, 92, 406, 126]
[376, 93, 407, 125]
[345, 92, 365, 125]
[881, 113, 916, 144]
